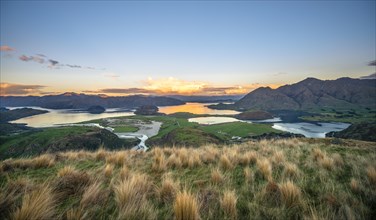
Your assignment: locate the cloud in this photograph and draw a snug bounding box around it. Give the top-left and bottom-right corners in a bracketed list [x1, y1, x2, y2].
[0, 45, 15, 51]
[0, 82, 46, 96]
[48, 59, 59, 66]
[19, 54, 45, 63]
[83, 77, 282, 96]
[66, 64, 81, 68]
[360, 73, 376, 80]
[274, 72, 288, 76]
[15, 51, 99, 70]
[104, 73, 120, 78]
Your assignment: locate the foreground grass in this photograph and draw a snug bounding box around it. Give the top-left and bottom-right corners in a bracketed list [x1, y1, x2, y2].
[1, 138, 375, 219]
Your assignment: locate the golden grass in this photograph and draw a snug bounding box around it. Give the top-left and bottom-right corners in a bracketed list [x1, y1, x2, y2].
[188, 153, 202, 168]
[104, 164, 114, 178]
[283, 162, 299, 179]
[95, 147, 108, 161]
[312, 148, 324, 161]
[350, 178, 360, 193]
[211, 168, 224, 185]
[174, 189, 200, 220]
[243, 167, 253, 184]
[257, 158, 272, 180]
[158, 176, 179, 203]
[152, 153, 167, 172]
[219, 155, 233, 170]
[279, 181, 301, 208]
[220, 190, 237, 220]
[57, 166, 76, 177]
[119, 166, 130, 180]
[319, 156, 334, 171]
[166, 154, 182, 169]
[114, 173, 156, 219]
[12, 185, 56, 220]
[332, 153, 344, 167]
[366, 166, 376, 185]
[106, 151, 127, 166]
[272, 151, 285, 165]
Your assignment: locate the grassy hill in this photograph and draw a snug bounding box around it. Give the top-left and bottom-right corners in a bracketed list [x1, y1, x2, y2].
[1, 138, 375, 219]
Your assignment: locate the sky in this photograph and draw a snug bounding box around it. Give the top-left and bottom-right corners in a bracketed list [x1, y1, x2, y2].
[0, 1, 375, 96]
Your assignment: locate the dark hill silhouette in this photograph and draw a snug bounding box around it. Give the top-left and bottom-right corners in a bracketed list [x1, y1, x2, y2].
[0, 93, 185, 109]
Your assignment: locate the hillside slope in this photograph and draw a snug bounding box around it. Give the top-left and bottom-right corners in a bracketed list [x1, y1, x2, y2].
[234, 77, 376, 110]
[1, 139, 375, 219]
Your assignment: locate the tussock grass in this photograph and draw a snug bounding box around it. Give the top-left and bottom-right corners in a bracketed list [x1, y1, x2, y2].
[57, 165, 76, 177]
[174, 189, 200, 220]
[12, 184, 56, 220]
[350, 178, 360, 193]
[257, 158, 272, 180]
[220, 155, 233, 170]
[279, 180, 301, 208]
[104, 164, 114, 177]
[283, 162, 299, 179]
[211, 168, 224, 185]
[244, 167, 253, 184]
[158, 175, 179, 203]
[319, 156, 334, 171]
[114, 173, 156, 219]
[220, 190, 237, 220]
[166, 154, 182, 169]
[366, 166, 376, 185]
[1, 138, 375, 219]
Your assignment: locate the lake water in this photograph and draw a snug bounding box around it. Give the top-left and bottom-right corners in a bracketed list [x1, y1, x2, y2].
[159, 102, 239, 115]
[8, 103, 350, 138]
[189, 117, 240, 125]
[10, 107, 134, 127]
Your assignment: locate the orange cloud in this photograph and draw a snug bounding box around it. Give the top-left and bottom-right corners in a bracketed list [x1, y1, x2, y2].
[0, 45, 15, 51]
[85, 77, 282, 96]
[0, 82, 46, 96]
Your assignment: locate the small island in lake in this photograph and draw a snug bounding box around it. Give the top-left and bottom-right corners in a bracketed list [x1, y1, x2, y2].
[87, 105, 106, 114]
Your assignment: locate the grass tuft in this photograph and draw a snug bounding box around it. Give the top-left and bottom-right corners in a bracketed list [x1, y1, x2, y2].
[220, 190, 237, 220]
[174, 189, 200, 220]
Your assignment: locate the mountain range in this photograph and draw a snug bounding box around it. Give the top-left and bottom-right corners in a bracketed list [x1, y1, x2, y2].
[0, 93, 184, 109]
[213, 77, 376, 111]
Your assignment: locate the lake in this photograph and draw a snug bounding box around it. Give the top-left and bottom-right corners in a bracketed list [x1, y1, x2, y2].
[10, 107, 134, 127]
[9, 103, 350, 138]
[159, 102, 239, 115]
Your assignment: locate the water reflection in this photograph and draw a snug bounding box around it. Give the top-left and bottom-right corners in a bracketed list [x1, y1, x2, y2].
[188, 117, 240, 125]
[10, 107, 134, 127]
[159, 102, 239, 115]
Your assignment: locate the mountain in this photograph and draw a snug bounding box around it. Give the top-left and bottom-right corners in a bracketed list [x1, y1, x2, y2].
[232, 77, 376, 111]
[0, 93, 185, 109]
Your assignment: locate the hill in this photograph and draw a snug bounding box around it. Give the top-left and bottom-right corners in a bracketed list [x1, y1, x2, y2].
[0, 93, 185, 109]
[0, 107, 48, 123]
[0, 138, 375, 219]
[212, 77, 376, 111]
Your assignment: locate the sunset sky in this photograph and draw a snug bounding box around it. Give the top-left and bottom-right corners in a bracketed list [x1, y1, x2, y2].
[1, 1, 375, 96]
